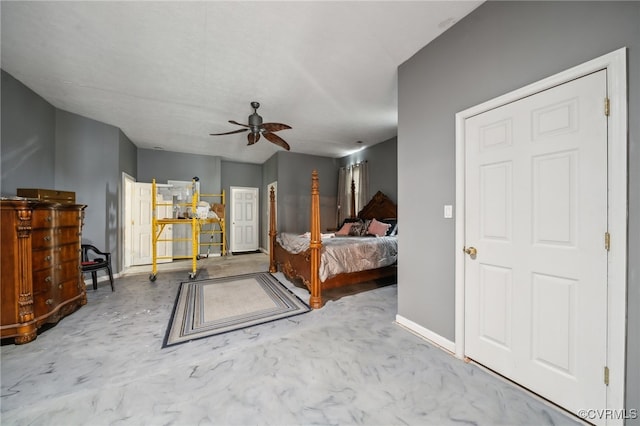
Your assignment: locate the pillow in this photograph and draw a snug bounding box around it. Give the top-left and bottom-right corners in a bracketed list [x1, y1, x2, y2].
[367, 218, 391, 237]
[348, 220, 367, 236]
[335, 222, 352, 236]
[380, 218, 398, 236]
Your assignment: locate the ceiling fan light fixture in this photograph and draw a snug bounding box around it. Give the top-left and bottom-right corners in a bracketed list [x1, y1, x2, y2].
[210, 101, 292, 151]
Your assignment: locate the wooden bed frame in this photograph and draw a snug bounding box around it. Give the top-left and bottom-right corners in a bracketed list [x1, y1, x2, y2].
[269, 170, 397, 309]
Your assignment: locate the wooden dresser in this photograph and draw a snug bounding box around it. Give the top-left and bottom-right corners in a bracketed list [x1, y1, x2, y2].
[1, 199, 87, 344]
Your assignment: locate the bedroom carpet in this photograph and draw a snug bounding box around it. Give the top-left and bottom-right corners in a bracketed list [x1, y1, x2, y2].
[0, 253, 582, 425]
[163, 272, 309, 347]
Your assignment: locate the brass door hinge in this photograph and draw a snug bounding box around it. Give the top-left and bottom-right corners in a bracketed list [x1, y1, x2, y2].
[605, 97, 610, 116]
[605, 232, 611, 251]
[604, 366, 610, 386]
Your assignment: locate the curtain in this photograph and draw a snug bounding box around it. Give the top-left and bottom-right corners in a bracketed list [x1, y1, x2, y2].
[352, 161, 369, 214]
[337, 161, 369, 223]
[337, 167, 348, 226]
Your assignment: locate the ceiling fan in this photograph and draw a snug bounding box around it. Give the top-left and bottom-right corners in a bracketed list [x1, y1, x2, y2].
[210, 101, 291, 151]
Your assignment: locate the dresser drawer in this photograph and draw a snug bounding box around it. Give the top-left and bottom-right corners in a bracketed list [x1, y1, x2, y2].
[58, 259, 80, 282]
[32, 228, 81, 249]
[32, 244, 81, 266]
[32, 210, 82, 228]
[32, 267, 55, 296]
[32, 246, 79, 270]
[33, 292, 60, 317]
[60, 277, 83, 302]
[32, 248, 57, 270]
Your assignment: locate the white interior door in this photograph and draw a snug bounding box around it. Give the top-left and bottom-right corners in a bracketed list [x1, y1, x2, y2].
[132, 182, 172, 265]
[230, 187, 259, 252]
[132, 182, 152, 265]
[123, 173, 134, 269]
[464, 70, 608, 419]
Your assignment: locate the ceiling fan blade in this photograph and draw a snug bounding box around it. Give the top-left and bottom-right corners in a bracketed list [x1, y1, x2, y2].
[229, 120, 250, 128]
[262, 122, 291, 132]
[247, 133, 260, 145]
[209, 128, 248, 136]
[263, 132, 290, 151]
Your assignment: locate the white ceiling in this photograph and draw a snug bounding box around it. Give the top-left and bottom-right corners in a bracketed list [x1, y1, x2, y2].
[1, 1, 482, 164]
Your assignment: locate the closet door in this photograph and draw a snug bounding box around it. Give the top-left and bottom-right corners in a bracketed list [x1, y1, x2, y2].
[230, 187, 258, 252]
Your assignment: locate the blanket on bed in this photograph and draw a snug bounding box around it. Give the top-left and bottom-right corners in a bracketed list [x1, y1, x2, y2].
[277, 232, 398, 282]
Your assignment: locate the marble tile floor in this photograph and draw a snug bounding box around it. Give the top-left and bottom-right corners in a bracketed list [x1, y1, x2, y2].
[1, 253, 583, 426]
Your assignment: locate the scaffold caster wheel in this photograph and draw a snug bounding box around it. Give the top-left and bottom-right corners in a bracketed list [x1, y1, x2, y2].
[149, 274, 157, 282]
[196, 255, 201, 260]
[188, 272, 196, 280]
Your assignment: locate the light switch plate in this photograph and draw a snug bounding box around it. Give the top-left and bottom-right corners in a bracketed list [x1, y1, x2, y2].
[444, 205, 453, 219]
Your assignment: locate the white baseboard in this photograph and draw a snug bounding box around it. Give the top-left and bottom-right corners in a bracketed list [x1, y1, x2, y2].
[395, 314, 456, 354]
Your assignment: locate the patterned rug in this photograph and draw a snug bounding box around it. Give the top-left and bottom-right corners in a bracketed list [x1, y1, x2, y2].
[163, 272, 310, 347]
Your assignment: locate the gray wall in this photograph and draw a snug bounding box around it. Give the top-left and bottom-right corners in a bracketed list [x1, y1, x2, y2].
[338, 136, 398, 203]
[137, 149, 223, 255]
[119, 130, 137, 179]
[221, 160, 263, 251]
[221, 160, 263, 201]
[1, 70, 55, 195]
[137, 148, 222, 195]
[397, 1, 639, 419]
[55, 110, 121, 267]
[275, 151, 339, 234]
[1, 71, 137, 271]
[262, 138, 398, 247]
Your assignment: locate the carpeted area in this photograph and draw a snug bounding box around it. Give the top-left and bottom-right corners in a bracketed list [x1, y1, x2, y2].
[163, 272, 310, 347]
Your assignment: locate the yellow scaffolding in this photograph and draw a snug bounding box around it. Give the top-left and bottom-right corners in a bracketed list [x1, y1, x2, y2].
[198, 190, 226, 258]
[149, 179, 226, 281]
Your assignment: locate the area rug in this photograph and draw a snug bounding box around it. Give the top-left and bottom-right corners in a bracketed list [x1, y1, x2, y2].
[163, 272, 310, 347]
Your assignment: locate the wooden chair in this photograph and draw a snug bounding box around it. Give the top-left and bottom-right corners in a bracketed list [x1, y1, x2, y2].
[81, 244, 114, 291]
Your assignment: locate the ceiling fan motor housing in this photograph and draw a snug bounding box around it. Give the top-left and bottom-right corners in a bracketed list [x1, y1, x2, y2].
[248, 112, 263, 132]
[249, 101, 263, 133]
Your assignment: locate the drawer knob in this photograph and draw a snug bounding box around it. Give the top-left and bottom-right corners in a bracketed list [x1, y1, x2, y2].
[45, 276, 52, 282]
[45, 299, 53, 305]
[45, 255, 52, 261]
[44, 236, 51, 242]
[46, 216, 52, 222]
[58, 284, 63, 289]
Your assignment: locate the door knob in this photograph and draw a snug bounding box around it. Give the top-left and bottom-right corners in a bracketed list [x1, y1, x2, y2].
[464, 246, 477, 257]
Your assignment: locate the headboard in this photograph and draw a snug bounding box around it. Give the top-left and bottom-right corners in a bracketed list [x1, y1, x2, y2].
[357, 191, 397, 220]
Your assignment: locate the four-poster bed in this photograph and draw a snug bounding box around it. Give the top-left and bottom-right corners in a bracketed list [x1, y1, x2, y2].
[269, 170, 397, 309]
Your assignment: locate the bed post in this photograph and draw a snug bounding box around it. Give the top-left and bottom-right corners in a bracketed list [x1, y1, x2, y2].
[309, 170, 323, 309]
[269, 185, 277, 273]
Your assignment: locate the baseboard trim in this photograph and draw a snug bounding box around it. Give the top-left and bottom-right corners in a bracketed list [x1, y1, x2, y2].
[395, 314, 456, 355]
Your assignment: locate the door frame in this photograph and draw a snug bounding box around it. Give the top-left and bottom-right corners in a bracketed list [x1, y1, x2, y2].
[454, 48, 627, 416]
[122, 172, 135, 270]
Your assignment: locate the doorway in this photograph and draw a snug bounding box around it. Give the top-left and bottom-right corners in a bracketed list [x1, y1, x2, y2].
[230, 186, 259, 253]
[455, 48, 627, 423]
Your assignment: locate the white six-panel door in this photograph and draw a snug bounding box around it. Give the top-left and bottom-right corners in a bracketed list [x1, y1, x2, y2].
[464, 70, 608, 418]
[132, 182, 153, 266]
[230, 187, 259, 252]
[131, 182, 172, 265]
